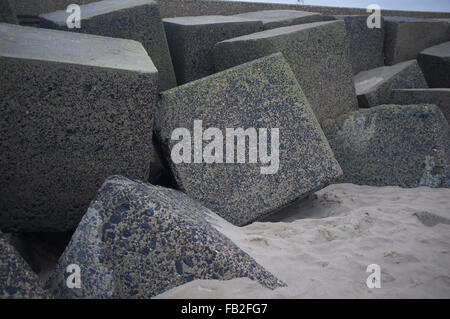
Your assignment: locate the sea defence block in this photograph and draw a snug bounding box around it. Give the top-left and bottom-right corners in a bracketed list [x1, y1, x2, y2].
[155, 53, 342, 226]
[384, 17, 450, 65]
[322, 104, 450, 188]
[354, 60, 428, 108]
[39, 0, 176, 91]
[233, 9, 334, 30]
[418, 41, 450, 88]
[45, 176, 284, 298]
[1, 232, 47, 298]
[213, 20, 358, 124]
[162, 15, 263, 85]
[0, 0, 18, 24]
[334, 15, 385, 75]
[391, 89, 450, 123]
[0, 24, 159, 232]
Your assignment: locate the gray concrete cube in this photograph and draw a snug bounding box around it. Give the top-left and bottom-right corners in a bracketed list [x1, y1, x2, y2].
[45, 175, 284, 298]
[0, 24, 159, 232]
[384, 17, 450, 65]
[155, 53, 342, 226]
[322, 104, 450, 188]
[354, 60, 428, 108]
[39, 0, 176, 91]
[163, 15, 263, 85]
[418, 41, 450, 88]
[213, 20, 358, 124]
[334, 15, 385, 74]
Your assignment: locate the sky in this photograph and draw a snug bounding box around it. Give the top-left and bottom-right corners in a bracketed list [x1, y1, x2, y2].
[226, 0, 450, 13]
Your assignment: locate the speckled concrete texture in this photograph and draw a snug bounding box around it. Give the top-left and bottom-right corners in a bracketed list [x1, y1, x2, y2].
[0, 24, 159, 232]
[45, 175, 285, 298]
[233, 9, 334, 30]
[384, 17, 450, 65]
[391, 89, 450, 123]
[354, 60, 428, 108]
[333, 15, 385, 75]
[322, 104, 450, 188]
[39, 0, 176, 92]
[163, 15, 262, 85]
[214, 20, 358, 124]
[418, 41, 450, 88]
[0, 231, 47, 298]
[0, 0, 18, 24]
[155, 53, 342, 226]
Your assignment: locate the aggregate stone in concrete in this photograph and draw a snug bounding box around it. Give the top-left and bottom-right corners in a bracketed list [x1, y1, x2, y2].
[0, 231, 47, 298]
[155, 53, 343, 226]
[384, 16, 450, 65]
[0, 23, 159, 232]
[322, 104, 450, 188]
[233, 9, 334, 30]
[39, 0, 176, 91]
[0, 0, 18, 24]
[391, 89, 450, 123]
[213, 20, 358, 124]
[333, 15, 385, 75]
[162, 15, 263, 85]
[418, 41, 450, 88]
[45, 175, 285, 298]
[354, 60, 428, 108]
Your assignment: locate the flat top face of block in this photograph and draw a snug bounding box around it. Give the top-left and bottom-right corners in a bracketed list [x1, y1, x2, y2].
[420, 41, 450, 57]
[0, 23, 156, 73]
[157, 53, 342, 226]
[234, 9, 320, 22]
[40, 0, 156, 25]
[354, 60, 416, 95]
[221, 20, 337, 42]
[163, 15, 260, 26]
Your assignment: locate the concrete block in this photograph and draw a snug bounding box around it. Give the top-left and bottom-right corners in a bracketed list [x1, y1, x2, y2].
[163, 15, 263, 84]
[39, 0, 176, 91]
[213, 20, 358, 124]
[155, 53, 342, 226]
[0, 24, 159, 232]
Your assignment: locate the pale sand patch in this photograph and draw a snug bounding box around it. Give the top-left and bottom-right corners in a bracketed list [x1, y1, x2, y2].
[155, 184, 450, 299]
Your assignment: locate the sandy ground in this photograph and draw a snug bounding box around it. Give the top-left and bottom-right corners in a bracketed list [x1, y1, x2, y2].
[155, 183, 450, 299]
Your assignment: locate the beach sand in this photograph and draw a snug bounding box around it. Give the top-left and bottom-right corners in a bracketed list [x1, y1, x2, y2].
[155, 183, 450, 298]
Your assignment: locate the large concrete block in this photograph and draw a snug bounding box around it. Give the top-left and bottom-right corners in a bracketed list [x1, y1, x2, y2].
[384, 17, 450, 65]
[39, 0, 176, 91]
[155, 53, 342, 226]
[322, 104, 450, 188]
[162, 15, 263, 85]
[334, 15, 385, 75]
[0, 231, 47, 298]
[213, 20, 358, 124]
[354, 60, 428, 108]
[418, 41, 450, 88]
[391, 89, 450, 123]
[45, 175, 284, 298]
[0, 24, 159, 232]
[0, 0, 18, 24]
[234, 9, 334, 30]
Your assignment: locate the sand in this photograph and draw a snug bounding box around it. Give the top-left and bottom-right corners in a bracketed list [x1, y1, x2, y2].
[155, 183, 450, 299]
